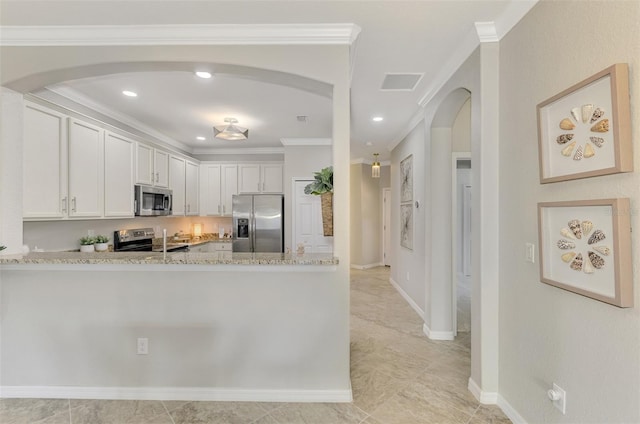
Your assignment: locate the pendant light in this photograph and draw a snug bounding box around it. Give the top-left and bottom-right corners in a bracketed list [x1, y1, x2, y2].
[371, 153, 381, 178]
[214, 118, 249, 141]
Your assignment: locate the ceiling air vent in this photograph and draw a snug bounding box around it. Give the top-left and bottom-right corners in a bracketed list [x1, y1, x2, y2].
[296, 115, 308, 123]
[380, 73, 424, 91]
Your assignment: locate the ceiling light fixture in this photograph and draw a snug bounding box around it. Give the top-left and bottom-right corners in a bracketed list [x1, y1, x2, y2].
[372, 116, 383, 122]
[196, 136, 206, 141]
[213, 118, 249, 141]
[122, 90, 138, 97]
[372, 153, 381, 178]
[195, 71, 212, 79]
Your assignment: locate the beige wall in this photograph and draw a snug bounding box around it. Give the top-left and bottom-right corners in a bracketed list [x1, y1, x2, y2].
[452, 98, 471, 153]
[498, 1, 640, 422]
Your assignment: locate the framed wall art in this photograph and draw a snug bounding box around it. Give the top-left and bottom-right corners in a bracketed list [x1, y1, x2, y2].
[400, 203, 413, 250]
[400, 154, 413, 202]
[537, 198, 632, 307]
[536, 63, 632, 183]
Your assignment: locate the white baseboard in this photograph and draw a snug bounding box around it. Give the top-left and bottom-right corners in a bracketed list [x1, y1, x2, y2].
[388, 277, 424, 318]
[422, 323, 455, 341]
[0, 386, 353, 403]
[497, 394, 528, 424]
[350, 262, 383, 270]
[467, 378, 497, 404]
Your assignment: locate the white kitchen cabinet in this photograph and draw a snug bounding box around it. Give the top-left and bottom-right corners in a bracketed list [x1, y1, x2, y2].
[136, 142, 169, 187]
[238, 163, 282, 194]
[23, 103, 67, 219]
[200, 164, 237, 216]
[185, 160, 199, 215]
[67, 118, 103, 218]
[169, 156, 186, 215]
[104, 132, 134, 217]
[154, 150, 169, 187]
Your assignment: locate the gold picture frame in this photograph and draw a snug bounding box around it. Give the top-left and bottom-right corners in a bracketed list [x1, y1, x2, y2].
[536, 63, 632, 183]
[537, 198, 633, 307]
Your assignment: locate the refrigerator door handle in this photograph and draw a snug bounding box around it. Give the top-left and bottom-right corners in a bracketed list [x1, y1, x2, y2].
[250, 209, 256, 252]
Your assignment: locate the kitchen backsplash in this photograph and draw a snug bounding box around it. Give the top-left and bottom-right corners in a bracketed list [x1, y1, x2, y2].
[23, 216, 233, 252]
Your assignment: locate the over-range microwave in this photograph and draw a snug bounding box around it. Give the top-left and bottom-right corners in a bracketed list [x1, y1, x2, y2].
[134, 185, 173, 216]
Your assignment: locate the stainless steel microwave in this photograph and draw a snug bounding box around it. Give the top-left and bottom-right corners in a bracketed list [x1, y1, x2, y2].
[134, 185, 173, 216]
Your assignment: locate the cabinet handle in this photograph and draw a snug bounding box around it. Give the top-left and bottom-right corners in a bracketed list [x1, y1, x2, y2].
[258, 182, 260, 191]
[62, 197, 67, 213]
[156, 172, 159, 183]
[263, 182, 266, 191]
[218, 205, 221, 214]
[151, 172, 154, 182]
[187, 204, 190, 213]
[71, 197, 77, 212]
[223, 205, 226, 214]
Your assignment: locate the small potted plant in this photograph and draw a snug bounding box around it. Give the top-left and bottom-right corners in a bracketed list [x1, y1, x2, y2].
[94, 235, 109, 252]
[79, 236, 95, 253]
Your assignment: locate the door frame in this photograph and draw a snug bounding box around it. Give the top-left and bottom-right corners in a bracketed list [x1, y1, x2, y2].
[291, 177, 314, 253]
[382, 187, 391, 266]
[451, 152, 471, 337]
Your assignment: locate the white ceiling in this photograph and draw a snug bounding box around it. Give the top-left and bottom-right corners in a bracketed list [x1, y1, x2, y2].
[1, 0, 534, 160]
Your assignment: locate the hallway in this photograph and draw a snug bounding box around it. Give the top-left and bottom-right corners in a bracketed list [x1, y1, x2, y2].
[0, 267, 510, 424]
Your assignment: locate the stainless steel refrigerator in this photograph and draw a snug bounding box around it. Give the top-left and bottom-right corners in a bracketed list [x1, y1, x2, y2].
[232, 194, 284, 253]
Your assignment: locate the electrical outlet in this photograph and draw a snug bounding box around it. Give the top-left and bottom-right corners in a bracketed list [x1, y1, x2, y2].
[87, 229, 95, 237]
[137, 338, 148, 355]
[548, 383, 566, 414]
[525, 243, 535, 263]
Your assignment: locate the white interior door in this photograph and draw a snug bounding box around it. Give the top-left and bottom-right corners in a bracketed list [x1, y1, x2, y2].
[462, 185, 472, 277]
[293, 180, 333, 254]
[383, 188, 391, 266]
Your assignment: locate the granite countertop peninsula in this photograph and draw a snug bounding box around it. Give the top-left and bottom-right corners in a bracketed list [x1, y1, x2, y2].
[0, 251, 339, 266]
[151, 234, 232, 250]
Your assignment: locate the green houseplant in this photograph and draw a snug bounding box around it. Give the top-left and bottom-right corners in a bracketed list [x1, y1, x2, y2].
[79, 236, 95, 253]
[304, 166, 333, 236]
[94, 235, 109, 252]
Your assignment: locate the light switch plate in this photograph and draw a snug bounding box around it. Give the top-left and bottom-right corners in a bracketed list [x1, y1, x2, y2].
[525, 243, 535, 263]
[552, 383, 566, 414]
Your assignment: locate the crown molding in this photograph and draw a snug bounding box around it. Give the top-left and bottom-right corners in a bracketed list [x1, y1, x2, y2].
[192, 147, 284, 155]
[351, 158, 391, 166]
[42, 86, 192, 153]
[280, 138, 332, 146]
[475, 22, 499, 43]
[0, 23, 361, 47]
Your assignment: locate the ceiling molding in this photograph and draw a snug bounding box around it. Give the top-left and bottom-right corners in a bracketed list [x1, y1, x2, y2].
[192, 147, 284, 155]
[389, 0, 538, 152]
[280, 138, 332, 146]
[43, 86, 193, 153]
[0, 23, 362, 47]
[475, 22, 499, 43]
[351, 158, 391, 166]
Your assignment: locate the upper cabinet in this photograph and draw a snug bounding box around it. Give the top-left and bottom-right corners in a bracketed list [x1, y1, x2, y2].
[185, 161, 199, 216]
[238, 163, 283, 194]
[23, 103, 68, 219]
[200, 164, 237, 216]
[104, 132, 134, 217]
[67, 119, 104, 218]
[136, 142, 169, 187]
[169, 156, 186, 216]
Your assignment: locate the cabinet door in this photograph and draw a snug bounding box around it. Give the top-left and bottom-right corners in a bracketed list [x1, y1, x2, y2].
[261, 164, 283, 193]
[185, 161, 199, 215]
[200, 165, 221, 216]
[154, 149, 169, 187]
[104, 132, 134, 217]
[169, 156, 186, 216]
[136, 142, 154, 185]
[68, 119, 103, 218]
[221, 164, 238, 216]
[23, 103, 67, 219]
[238, 164, 261, 193]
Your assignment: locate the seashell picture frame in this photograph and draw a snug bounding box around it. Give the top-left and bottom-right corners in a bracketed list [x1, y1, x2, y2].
[537, 199, 633, 308]
[536, 64, 632, 183]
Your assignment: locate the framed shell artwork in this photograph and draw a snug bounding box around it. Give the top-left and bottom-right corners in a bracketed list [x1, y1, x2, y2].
[536, 63, 632, 183]
[400, 154, 413, 203]
[537, 199, 633, 307]
[400, 203, 413, 250]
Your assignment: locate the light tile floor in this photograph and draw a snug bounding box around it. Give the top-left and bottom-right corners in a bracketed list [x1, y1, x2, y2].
[0, 267, 511, 424]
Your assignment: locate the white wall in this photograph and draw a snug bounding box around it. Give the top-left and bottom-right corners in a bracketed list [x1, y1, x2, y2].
[452, 98, 471, 153]
[498, 1, 640, 422]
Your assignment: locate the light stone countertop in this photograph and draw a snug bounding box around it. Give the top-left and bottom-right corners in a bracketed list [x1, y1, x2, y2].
[0, 251, 338, 266]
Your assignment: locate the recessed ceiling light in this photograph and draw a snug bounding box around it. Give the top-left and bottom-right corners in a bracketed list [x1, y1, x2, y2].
[195, 71, 212, 79]
[122, 90, 138, 97]
[196, 136, 206, 141]
[372, 116, 384, 122]
[366, 142, 373, 146]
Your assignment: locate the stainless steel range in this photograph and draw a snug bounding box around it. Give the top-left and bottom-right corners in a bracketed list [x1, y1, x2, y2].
[113, 228, 155, 252]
